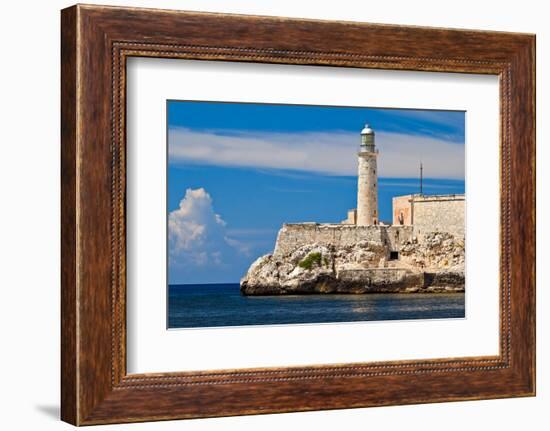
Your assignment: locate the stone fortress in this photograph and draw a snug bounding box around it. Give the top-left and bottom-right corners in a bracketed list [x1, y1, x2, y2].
[241, 123, 465, 295]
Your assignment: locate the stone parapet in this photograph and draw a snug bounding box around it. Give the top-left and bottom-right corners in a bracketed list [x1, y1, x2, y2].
[273, 223, 413, 257]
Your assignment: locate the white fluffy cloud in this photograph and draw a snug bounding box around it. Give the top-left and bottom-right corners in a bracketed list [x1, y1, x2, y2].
[169, 188, 241, 267]
[168, 127, 464, 179]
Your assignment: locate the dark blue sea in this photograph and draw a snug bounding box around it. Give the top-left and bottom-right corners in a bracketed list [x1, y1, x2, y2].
[168, 284, 465, 329]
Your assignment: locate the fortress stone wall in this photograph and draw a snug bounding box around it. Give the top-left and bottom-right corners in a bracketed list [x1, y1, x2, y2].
[412, 195, 465, 240]
[392, 195, 414, 225]
[392, 194, 465, 240]
[273, 223, 413, 257]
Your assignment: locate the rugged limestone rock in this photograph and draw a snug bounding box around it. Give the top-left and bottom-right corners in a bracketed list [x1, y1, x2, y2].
[240, 230, 465, 295]
[400, 232, 465, 269]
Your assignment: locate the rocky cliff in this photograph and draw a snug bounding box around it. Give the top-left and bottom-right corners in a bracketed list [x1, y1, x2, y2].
[240, 228, 464, 295]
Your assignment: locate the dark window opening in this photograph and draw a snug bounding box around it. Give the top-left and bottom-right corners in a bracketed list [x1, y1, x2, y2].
[398, 211, 404, 225]
[389, 251, 399, 260]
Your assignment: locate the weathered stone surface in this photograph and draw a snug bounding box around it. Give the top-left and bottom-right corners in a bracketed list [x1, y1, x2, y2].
[400, 232, 465, 270]
[273, 223, 413, 257]
[392, 194, 465, 240]
[412, 196, 465, 240]
[240, 228, 465, 295]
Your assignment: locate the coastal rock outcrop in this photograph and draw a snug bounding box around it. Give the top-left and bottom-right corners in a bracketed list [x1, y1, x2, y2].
[240, 230, 465, 295]
[400, 232, 465, 269]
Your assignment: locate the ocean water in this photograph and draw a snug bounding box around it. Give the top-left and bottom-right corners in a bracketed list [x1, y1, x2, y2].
[168, 284, 465, 329]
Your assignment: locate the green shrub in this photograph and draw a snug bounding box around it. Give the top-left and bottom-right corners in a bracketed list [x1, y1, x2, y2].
[298, 252, 323, 270]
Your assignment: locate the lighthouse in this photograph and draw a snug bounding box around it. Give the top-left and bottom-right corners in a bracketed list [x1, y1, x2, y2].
[356, 123, 379, 225]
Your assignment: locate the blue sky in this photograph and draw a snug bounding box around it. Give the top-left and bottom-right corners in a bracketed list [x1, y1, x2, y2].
[167, 101, 465, 284]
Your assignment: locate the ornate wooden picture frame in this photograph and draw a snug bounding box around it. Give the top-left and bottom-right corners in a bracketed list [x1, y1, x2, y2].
[61, 4, 535, 425]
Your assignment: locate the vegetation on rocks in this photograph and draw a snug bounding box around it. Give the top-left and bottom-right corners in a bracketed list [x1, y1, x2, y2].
[298, 252, 323, 270]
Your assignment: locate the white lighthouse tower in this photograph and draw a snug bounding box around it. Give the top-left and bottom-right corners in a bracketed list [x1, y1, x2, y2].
[356, 123, 379, 226]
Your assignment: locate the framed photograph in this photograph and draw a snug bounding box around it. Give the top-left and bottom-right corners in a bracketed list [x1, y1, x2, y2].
[61, 4, 535, 425]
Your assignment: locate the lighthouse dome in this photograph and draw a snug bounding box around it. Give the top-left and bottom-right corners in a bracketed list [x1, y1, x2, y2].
[361, 124, 374, 135]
